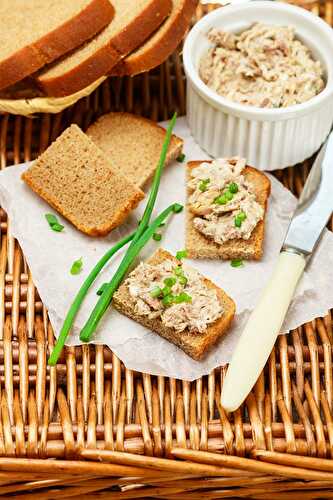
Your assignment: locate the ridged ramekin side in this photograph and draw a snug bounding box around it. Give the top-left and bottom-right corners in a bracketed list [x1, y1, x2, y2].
[187, 81, 333, 170]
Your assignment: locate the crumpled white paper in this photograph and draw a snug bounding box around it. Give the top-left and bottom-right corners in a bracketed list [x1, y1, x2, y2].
[0, 117, 332, 381]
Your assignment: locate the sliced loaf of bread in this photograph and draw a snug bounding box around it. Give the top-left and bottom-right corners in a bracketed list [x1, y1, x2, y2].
[22, 124, 144, 236]
[0, 0, 114, 90]
[86, 112, 183, 188]
[113, 248, 236, 360]
[34, 0, 172, 97]
[112, 0, 198, 76]
[186, 161, 271, 260]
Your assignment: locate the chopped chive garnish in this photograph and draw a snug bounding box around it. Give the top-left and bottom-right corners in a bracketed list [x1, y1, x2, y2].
[176, 250, 188, 260]
[173, 266, 184, 276]
[225, 191, 233, 201]
[234, 211, 247, 228]
[45, 213, 64, 232]
[164, 277, 176, 287]
[174, 292, 192, 304]
[97, 283, 108, 296]
[178, 275, 188, 286]
[70, 257, 83, 275]
[162, 286, 172, 297]
[177, 153, 186, 163]
[214, 194, 227, 205]
[153, 233, 162, 241]
[231, 259, 244, 268]
[199, 178, 210, 192]
[162, 294, 175, 306]
[229, 182, 239, 194]
[150, 286, 162, 298]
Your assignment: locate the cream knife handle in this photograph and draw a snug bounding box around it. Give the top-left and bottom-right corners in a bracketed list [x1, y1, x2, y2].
[221, 251, 306, 412]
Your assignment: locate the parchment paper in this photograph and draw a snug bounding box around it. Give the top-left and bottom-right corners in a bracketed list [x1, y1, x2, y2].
[0, 117, 332, 380]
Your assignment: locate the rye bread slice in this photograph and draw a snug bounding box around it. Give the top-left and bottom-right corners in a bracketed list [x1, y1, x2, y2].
[186, 161, 271, 260]
[86, 112, 183, 188]
[0, 0, 113, 91]
[111, 0, 198, 76]
[22, 124, 144, 236]
[35, 0, 172, 97]
[113, 248, 236, 360]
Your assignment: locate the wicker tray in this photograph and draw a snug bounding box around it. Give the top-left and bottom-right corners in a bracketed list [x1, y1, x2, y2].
[0, 2, 333, 498]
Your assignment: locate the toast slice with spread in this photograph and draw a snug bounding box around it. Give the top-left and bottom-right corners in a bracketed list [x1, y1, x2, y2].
[113, 248, 236, 360]
[186, 160, 271, 260]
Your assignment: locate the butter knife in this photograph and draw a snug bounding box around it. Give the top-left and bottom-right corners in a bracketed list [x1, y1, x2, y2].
[221, 132, 333, 412]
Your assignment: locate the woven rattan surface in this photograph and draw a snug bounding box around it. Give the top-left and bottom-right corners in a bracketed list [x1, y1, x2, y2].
[0, 2, 332, 498]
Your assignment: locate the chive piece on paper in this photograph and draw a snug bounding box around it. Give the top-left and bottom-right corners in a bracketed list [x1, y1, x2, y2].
[231, 259, 244, 268]
[153, 233, 162, 241]
[177, 153, 186, 163]
[70, 257, 83, 275]
[45, 213, 64, 232]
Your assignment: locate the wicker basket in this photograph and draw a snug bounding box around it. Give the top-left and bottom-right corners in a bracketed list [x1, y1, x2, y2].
[0, 2, 332, 498]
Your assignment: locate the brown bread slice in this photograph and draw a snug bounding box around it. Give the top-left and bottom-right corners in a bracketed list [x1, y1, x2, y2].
[112, 0, 198, 76]
[113, 248, 236, 360]
[186, 161, 271, 260]
[22, 124, 144, 236]
[35, 0, 172, 97]
[86, 112, 183, 188]
[0, 0, 114, 91]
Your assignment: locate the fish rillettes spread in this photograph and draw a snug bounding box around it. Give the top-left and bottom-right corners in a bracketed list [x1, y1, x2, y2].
[188, 158, 264, 244]
[199, 23, 325, 108]
[125, 259, 224, 333]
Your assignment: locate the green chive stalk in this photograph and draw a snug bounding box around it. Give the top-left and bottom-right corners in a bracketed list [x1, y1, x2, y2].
[48, 231, 135, 366]
[79, 113, 178, 343]
[131, 112, 177, 243]
[80, 203, 182, 342]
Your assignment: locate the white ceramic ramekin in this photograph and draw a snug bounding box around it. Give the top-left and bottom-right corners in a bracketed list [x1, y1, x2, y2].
[183, 1, 333, 170]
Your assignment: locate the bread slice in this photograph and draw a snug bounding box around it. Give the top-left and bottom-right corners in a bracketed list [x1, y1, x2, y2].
[22, 124, 144, 236]
[113, 248, 236, 360]
[86, 112, 183, 188]
[111, 0, 198, 76]
[0, 0, 114, 91]
[34, 0, 172, 97]
[186, 161, 271, 260]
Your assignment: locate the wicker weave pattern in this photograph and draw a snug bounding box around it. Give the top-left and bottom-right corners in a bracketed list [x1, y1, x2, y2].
[0, 2, 332, 498]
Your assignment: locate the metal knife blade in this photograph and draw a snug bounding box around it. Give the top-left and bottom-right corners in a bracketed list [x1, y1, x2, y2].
[283, 131, 333, 256]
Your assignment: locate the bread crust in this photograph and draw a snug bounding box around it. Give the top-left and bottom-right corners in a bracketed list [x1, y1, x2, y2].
[111, 0, 198, 76]
[0, 0, 114, 91]
[35, 0, 172, 97]
[113, 248, 236, 360]
[186, 161, 271, 260]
